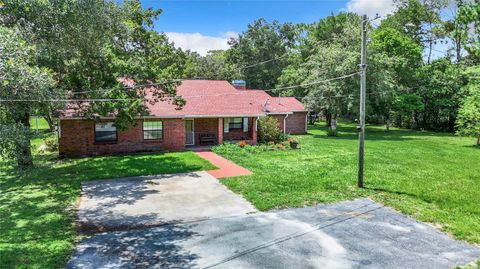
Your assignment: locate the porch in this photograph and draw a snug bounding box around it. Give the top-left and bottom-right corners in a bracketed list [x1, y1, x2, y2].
[185, 117, 257, 146]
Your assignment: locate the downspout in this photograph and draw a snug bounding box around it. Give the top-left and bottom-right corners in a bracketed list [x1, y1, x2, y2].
[305, 113, 308, 133]
[283, 114, 289, 135]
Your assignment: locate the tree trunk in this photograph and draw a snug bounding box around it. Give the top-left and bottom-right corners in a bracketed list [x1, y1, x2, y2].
[17, 112, 33, 168]
[385, 116, 390, 132]
[44, 112, 56, 133]
[308, 113, 317, 125]
[477, 136, 480, 146]
[325, 112, 332, 127]
[447, 115, 456, 133]
[330, 114, 337, 131]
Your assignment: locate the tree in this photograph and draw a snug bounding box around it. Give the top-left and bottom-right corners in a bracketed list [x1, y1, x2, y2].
[1, 0, 124, 131]
[0, 27, 57, 167]
[416, 58, 464, 131]
[1, 0, 188, 131]
[186, 50, 238, 80]
[456, 67, 480, 146]
[226, 19, 298, 90]
[368, 27, 424, 129]
[454, 2, 480, 63]
[276, 13, 363, 130]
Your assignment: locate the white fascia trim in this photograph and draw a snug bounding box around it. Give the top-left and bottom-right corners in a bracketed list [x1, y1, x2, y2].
[58, 114, 266, 120]
[58, 115, 184, 120]
[266, 112, 293, 115]
[183, 114, 265, 118]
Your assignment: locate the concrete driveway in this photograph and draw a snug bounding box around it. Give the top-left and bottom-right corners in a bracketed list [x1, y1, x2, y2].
[68, 199, 479, 269]
[77, 171, 257, 231]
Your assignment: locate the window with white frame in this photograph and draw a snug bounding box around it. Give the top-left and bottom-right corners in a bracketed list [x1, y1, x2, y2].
[229, 118, 243, 130]
[95, 122, 117, 142]
[143, 121, 163, 140]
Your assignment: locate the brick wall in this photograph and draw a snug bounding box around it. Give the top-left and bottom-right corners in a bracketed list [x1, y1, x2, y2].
[269, 113, 307, 135]
[59, 118, 185, 157]
[285, 112, 307, 134]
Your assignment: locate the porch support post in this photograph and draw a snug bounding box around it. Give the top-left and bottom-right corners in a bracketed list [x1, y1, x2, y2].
[217, 118, 224, 144]
[252, 117, 257, 145]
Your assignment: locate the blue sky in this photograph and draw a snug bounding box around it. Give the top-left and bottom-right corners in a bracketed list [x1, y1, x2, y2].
[140, 0, 396, 55]
[149, 1, 350, 36]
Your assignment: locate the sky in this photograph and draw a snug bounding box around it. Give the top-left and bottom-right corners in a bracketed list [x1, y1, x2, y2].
[141, 0, 396, 55]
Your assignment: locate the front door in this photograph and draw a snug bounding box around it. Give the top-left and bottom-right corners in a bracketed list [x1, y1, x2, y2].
[185, 119, 194, 145]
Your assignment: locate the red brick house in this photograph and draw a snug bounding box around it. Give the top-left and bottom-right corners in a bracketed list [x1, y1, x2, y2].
[57, 80, 307, 157]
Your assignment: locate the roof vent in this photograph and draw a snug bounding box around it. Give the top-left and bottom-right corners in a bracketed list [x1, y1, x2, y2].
[232, 80, 246, 90]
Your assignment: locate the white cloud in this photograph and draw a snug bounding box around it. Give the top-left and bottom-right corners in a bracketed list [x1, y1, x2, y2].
[346, 0, 396, 18]
[165, 32, 238, 56]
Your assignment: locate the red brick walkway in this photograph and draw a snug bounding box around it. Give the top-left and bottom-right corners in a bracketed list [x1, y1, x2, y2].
[195, 151, 252, 179]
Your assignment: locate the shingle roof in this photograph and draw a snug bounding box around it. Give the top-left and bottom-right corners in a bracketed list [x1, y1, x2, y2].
[58, 80, 307, 118]
[146, 80, 306, 117]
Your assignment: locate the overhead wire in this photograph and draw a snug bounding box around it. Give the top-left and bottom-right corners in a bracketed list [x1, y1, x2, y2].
[0, 72, 361, 102]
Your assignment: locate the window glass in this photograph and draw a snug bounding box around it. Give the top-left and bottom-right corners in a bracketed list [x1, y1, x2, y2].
[229, 118, 243, 129]
[143, 121, 163, 140]
[95, 122, 117, 142]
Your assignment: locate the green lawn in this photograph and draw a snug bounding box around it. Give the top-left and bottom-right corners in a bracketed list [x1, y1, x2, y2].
[213, 123, 480, 244]
[0, 134, 215, 269]
[29, 116, 50, 131]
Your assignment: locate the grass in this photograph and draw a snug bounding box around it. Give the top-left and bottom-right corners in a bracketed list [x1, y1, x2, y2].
[29, 116, 49, 131]
[213, 122, 480, 245]
[0, 132, 216, 269]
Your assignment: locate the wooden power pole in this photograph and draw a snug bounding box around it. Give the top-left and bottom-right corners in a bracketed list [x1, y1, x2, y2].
[358, 14, 367, 188]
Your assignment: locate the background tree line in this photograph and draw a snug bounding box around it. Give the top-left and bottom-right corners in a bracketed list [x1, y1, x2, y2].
[1, 0, 479, 168]
[187, 0, 480, 143]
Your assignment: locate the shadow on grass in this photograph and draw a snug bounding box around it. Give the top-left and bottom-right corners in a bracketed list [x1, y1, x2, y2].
[308, 124, 456, 142]
[462, 144, 480, 150]
[0, 151, 210, 268]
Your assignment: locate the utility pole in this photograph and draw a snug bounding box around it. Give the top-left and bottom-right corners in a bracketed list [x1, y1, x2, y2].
[358, 14, 367, 188]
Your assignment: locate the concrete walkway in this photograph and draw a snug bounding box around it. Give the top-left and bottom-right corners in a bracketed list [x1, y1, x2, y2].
[67, 199, 480, 269]
[196, 151, 252, 178]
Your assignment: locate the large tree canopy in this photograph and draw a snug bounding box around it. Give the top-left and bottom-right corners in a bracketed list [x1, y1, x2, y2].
[456, 67, 480, 146]
[0, 0, 192, 167]
[0, 27, 57, 167]
[226, 19, 298, 90]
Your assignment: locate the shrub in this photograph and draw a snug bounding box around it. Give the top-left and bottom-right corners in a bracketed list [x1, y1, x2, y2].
[258, 116, 283, 143]
[326, 128, 338, 137]
[0, 124, 32, 166]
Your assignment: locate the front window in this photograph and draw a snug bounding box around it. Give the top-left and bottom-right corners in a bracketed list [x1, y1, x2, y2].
[229, 118, 243, 130]
[95, 122, 117, 142]
[143, 121, 163, 140]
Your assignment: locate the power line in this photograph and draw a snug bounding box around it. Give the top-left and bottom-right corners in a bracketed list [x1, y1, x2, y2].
[429, 47, 450, 54]
[0, 72, 361, 102]
[238, 54, 290, 70]
[263, 72, 360, 92]
[1, 98, 144, 102]
[68, 78, 185, 95]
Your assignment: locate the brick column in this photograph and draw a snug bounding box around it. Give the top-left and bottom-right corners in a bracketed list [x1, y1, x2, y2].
[217, 118, 224, 144]
[252, 117, 257, 145]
